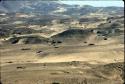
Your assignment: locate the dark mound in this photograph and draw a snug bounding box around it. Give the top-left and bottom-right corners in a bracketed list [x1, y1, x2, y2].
[6, 35, 48, 44]
[50, 29, 93, 43]
[53, 29, 92, 37]
[0, 27, 42, 38]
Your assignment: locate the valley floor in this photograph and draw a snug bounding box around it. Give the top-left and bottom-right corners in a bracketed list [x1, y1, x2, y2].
[0, 43, 124, 84]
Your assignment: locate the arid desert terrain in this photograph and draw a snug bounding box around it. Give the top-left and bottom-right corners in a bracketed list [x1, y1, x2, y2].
[0, 1, 124, 84]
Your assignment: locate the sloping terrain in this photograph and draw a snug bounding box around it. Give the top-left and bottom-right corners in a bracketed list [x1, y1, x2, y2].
[0, 1, 124, 84]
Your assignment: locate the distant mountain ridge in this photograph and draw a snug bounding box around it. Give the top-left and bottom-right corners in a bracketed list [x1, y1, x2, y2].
[0, 0, 124, 16]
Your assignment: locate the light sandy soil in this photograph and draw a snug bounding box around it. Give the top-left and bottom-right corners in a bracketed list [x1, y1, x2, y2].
[0, 40, 124, 84]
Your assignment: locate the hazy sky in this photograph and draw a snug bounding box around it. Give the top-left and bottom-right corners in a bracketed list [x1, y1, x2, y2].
[60, 1, 124, 7]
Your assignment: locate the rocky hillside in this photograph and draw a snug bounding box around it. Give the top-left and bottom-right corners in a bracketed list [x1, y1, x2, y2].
[0, 0, 124, 16]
